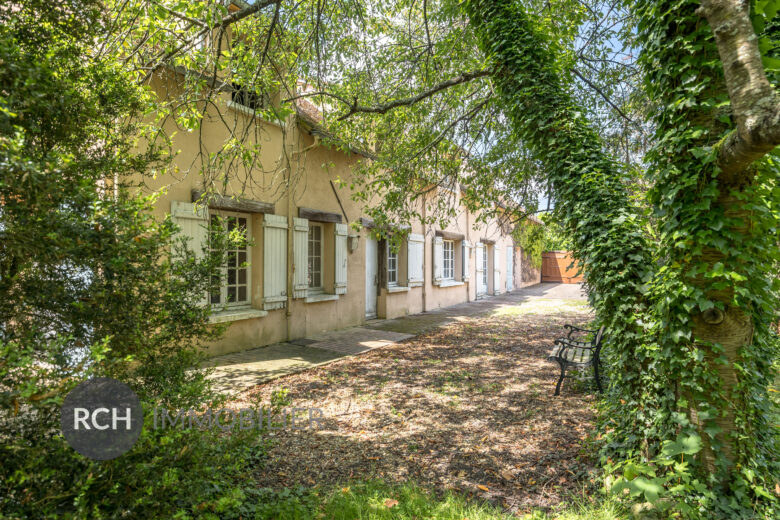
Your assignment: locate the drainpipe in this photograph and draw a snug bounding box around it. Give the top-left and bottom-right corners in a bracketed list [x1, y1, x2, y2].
[284, 115, 296, 341]
[465, 208, 471, 303]
[421, 196, 427, 312]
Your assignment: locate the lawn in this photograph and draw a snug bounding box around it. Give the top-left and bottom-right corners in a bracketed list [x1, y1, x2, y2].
[234, 298, 606, 516]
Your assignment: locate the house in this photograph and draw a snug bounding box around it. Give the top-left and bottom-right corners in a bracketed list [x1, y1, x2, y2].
[138, 5, 542, 357]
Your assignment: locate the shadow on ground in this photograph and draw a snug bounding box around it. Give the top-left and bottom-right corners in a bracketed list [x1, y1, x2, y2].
[236, 297, 597, 514]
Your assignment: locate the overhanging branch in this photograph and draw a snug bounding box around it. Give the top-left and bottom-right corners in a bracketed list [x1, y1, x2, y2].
[285, 69, 493, 120]
[141, 0, 282, 83]
[571, 68, 637, 126]
[697, 0, 780, 179]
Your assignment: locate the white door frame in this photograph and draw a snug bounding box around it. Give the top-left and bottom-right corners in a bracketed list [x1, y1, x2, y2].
[365, 237, 378, 318]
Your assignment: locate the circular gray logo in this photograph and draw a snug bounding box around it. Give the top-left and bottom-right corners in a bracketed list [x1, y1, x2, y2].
[61, 377, 143, 460]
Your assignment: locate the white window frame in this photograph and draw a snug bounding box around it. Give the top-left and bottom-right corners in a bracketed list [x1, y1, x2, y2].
[231, 82, 270, 112]
[209, 211, 252, 308]
[387, 243, 399, 286]
[308, 223, 324, 292]
[443, 240, 455, 280]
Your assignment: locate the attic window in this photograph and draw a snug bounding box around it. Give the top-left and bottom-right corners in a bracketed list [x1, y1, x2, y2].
[231, 83, 270, 111]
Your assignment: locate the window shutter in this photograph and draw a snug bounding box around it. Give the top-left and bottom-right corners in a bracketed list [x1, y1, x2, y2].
[171, 201, 208, 260]
[476, 242, 484, 280]
[334, 223, 348, 294]
[292, 217, 308, 298]
[462, 240, 471, 281]
[407, 233, 424, 284]
[493, 245, 501, 295]
[263, 214, 287, 310]
[171, 201, 208, 305]
[433, 236, 444, 285]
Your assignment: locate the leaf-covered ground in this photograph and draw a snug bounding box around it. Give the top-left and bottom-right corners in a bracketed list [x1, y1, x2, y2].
[237, 301, 597, 514]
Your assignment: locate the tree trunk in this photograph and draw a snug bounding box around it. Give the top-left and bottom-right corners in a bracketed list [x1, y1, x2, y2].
[689, 195, 754, 471]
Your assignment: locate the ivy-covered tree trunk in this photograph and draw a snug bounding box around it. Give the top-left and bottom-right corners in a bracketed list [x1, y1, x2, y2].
[637, 0, 780, 493]
[462, 0, 661, 460]
[464, 0, 779, 512]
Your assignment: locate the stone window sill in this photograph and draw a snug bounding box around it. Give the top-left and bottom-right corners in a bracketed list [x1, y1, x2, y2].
[305, 293, 340, 303]
[387, 285, 410, 293]
[209, 308, 268, 324]
[436, 280, 465, 288]
[226, 100, 282, 128]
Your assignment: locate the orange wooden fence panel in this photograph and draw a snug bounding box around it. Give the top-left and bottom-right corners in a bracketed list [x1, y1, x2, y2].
[541, 251, 583, 283]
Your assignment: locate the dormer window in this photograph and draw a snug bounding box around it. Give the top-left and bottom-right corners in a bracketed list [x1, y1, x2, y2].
[231, 82, 270, 111]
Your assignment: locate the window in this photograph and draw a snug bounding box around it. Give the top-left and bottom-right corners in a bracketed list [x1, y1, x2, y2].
[308, 224, 323, 289]
[210, 213, 251, 307]
[231, 82, 270, 111]
[387, 244, 398, 286]
[482, 244, 488, 286]
[443, 240, 455, 280]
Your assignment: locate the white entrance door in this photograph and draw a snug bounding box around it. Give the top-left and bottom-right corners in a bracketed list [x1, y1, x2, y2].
[365, 237, 378, 318]
[493, 245, 501, 295]
[476, 243, 487, 297]
[506, 246, 514, 291]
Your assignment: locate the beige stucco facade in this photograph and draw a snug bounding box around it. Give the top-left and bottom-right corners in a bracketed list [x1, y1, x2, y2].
[140, 70, 541, 357]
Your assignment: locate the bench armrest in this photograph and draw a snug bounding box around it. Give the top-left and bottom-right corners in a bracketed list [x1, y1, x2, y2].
[564, 324, 597, 339]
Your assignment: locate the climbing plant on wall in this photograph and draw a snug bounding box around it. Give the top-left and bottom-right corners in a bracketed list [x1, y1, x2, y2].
[512, 221, 545, 268]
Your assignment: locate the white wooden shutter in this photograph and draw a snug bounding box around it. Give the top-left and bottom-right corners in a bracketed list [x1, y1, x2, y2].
[171, 201, 208, 259]
[171, 201, 208, 305]
[334, 223, 348, 294]
[476, 242, 485, 293]
[407, 233, 424, 285]
[462, 240, 471, 281]
[493, 245, 501, 295]
[292, 217, 308, 299]
[433, 236, 444, 285]
[506, 246, 514, 291]
[263, 214, 287, 310]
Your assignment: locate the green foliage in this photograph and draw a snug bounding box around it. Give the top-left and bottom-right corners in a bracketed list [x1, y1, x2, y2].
[219, 480, 628, 520]
[464, 0, 779, 518]
[0, 2, 266, 517]
[512, 221, 545, 268]
[540, 214, 574, 252]
[463, 0, 655, 488]
[625, 0, 780, 517]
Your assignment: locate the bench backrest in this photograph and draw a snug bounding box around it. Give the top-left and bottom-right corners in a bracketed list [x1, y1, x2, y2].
[593, 326, 606, 355]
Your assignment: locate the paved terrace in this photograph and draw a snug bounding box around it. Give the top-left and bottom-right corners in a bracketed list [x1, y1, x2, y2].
[203, 282, 587, 395]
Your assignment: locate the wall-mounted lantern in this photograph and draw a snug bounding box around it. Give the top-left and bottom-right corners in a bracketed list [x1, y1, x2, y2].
[348, 234, 360, 252]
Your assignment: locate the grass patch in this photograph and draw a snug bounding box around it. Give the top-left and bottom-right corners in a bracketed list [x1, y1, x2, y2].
[491, 299, 590, 316]
[244, 480, 628, 520]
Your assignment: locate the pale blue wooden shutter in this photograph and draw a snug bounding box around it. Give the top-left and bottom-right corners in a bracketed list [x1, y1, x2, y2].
[462, 240, 471, 281]
[433, 236, 443, 285]
[493, 245, 501, 295]
[263, 214, 287, 310]
[171, 201, 208, 259]
[171, 201, 208, 305]
[334, 223, 348, 294]
[407, 233, 424, 285]
[293, 217, 308, 298]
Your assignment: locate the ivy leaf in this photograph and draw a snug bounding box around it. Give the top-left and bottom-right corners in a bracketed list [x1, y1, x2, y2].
[662, 434, 702, 457]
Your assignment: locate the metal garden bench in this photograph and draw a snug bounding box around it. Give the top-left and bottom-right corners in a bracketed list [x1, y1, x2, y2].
[547, 324, 605, 396]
